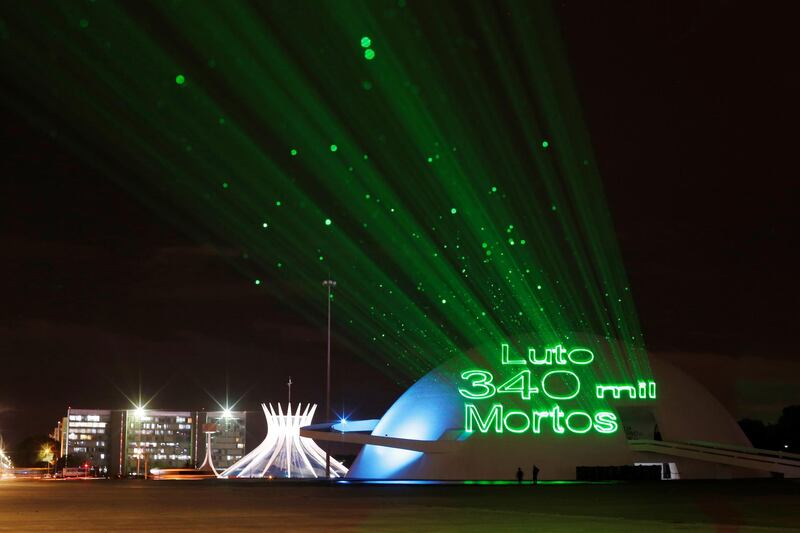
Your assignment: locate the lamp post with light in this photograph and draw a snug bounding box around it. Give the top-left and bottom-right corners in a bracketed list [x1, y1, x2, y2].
[322, 279, 336, 479]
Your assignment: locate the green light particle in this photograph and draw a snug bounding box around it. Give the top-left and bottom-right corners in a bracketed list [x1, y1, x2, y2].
[222, 182, 229, 189]
[450, 208, 457, 215]
[330, 144, 338, 152]
[290, 148, 298, 156]
[509, 238, 515, 245]
[254, 279, 261, 285]
[363, 154, 369, 160]
[481, 242, 488, 249]
[360, 36, 372, 48]
[520, 239, 526, 245]
[324, 218, 332, 226]
[319, 255, 324, 261]
[364, 48, 376, 61]
[79, 19, 89, 29]
[218, 117, 225, 125]
[362, 80, 373, 91]
[537, 285, 542, 290]
[262, 222, 268, 228]
[541, 140, 549, 148]
[276, 200, 281, 206]
[551, 204, 557, 211]
[276, 262, 283, 268]
[491, 186, 497, 193]
[427, 156, 433, 163]
[441, 299, 447, 304]
[175, 74, 185, 85]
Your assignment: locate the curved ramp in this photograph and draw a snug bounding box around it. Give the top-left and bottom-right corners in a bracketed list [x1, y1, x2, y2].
[629, 439, 800, 477]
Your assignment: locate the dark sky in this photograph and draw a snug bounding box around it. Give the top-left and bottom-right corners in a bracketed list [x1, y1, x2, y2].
[2, 1, 799, 446]
[559, 0, 799, 354]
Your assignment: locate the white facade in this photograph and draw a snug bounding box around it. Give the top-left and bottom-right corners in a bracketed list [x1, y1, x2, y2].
[334, 351, 799, 480]
[221, 403, 347, 479]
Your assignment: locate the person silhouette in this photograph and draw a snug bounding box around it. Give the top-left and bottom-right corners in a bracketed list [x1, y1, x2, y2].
[516, 467, 523, 484]
[532, 464, 540, 484]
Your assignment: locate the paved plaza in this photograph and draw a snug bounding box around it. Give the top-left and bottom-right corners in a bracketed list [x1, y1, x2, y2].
[0, 478, 798, 532]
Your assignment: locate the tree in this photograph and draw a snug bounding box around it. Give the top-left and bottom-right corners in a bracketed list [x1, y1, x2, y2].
[12, 435, 58, 467]
[739, 405, 799, 453]
[55, 452, 88, 470]
[776, 405, 800, 453]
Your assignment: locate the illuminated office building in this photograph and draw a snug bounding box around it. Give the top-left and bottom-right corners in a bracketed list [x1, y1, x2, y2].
[55, 408, 206, 477]
[123, 410, 195, 476]
[197, 410, 247, 470]
[61, 409, 115, 475]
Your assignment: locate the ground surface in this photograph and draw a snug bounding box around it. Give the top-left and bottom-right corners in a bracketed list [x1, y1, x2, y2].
[0, 479, 798, 532]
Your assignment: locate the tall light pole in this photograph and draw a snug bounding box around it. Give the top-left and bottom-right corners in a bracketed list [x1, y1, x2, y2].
[322, 279, 336, 479]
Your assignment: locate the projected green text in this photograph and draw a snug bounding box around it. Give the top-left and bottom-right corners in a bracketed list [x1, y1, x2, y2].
[460, 344, 657, 435]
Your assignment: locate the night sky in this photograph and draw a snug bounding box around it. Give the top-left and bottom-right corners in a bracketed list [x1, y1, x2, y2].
[1, 1, 798, 447]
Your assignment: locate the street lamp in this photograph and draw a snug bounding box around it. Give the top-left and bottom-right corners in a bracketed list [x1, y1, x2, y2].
[322, 279, 336, 479]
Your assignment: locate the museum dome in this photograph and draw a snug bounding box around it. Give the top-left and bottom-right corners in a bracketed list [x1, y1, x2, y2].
[348, 341, 756, 480]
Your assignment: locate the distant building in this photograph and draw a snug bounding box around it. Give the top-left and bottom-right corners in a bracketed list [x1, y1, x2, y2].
[62, 409, 115, 475]
[53, 407, 246, 477]
[123, 410, 195, 477]
[197, 411, 247, 470]
[49, 420, 63, 452]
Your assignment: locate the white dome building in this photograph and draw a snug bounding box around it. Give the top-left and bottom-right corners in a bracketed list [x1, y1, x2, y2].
[305, 340, 800, 480]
